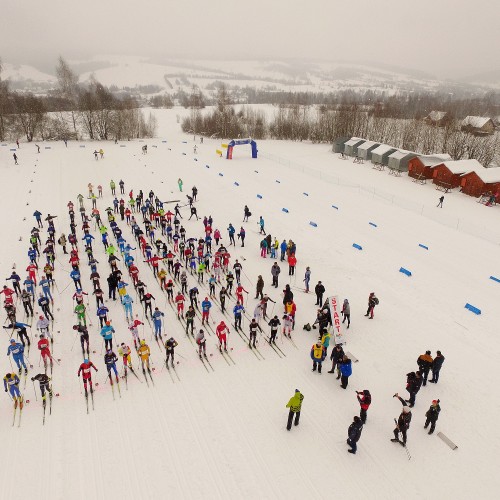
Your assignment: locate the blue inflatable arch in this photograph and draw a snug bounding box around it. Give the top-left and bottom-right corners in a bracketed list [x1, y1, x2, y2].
[226, 138, 258, 159]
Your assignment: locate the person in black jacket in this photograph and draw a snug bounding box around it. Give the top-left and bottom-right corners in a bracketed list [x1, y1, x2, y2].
[391, 394, 412, 445]
[417, 351, 433, 386]
[314, 281, 325, 306]
[312, 308, 330, 331]
[364, 292, 378, 319]
[328, 344, 344, 377]
[429, 351, 445, 383]
[268, 316, 281, 344]
[282, 285, 293, 307]
[424, 399, 441, 434]
[107, 272, 118, 300]
[405, 371, 422, 407]
[347, 416, 363, 454]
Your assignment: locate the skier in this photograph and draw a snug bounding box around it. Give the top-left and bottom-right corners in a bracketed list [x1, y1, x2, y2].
[341, 299, 350, 328]
[248, 318, 259, 348]
[38, 293, 54, 320]
[437, 195, 444, 208]
[235, 283, 248, 305]
[320, 329, 331, 356]
[165, 337, 178, 367]
[122, 294, 134, 321]
[237, 227, 245, 247]
[285, 389, 303, 431]
[314, 281, 325, 306]
[73, 324, 90, 354]
[38, 334, 53, 372]
[151, 307, 164, 340]
[142, 292, 155, 317]
[196, 329, 207, 358]
[3, 373, 22, 405]
[391, 394, 412, 446]
[424, 399, 441, 435]
[215, 321, 229, 352]
[137, 340, 152, 373]
[356, 390, 371, 424]
[104, 349, 119, 385]
[31, 373, 52, 403]
[429, 350, 445, 383]
[201, 297, 212, 324]
[268, 315, 281, 344]
[310, 342, 326, 373]
[364, 292, 378, 319]
[339, 355, 352, 389]
[33, 210, 43, 228]
[74, 302, 87, 326]
[7, 339, 27, 374]
[175, 291, 185, 319]
[78, 359, 98, 396]
[100, 321, 115, 351]
[119, 179, 125, 194]
[417, 350, 434, 386]
[233, 301, 244, 330]
[347, 416, 363, 454]
[3, 322, 31, 348]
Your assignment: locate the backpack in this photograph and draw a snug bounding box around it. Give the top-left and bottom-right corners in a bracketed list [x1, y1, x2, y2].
[373, 297, 379, 305]
[303, 323, 311, 331]
[248, 211, 252, 217]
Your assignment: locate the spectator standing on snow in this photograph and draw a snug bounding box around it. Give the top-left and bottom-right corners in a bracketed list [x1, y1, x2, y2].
[285, 389, 304, 431]
[347, 416, 363, 455]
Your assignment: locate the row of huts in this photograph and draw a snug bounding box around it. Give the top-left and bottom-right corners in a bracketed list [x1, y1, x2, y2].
[333, 137, 500, 198]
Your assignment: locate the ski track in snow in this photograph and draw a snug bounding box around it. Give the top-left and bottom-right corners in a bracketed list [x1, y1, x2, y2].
[1, 108, 500, 499]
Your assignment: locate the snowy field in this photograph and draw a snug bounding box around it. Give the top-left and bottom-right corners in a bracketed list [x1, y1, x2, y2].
[0, 108, 499, 500]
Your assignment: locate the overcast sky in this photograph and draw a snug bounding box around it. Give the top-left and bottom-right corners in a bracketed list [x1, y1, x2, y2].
[1, 0, 498, 78]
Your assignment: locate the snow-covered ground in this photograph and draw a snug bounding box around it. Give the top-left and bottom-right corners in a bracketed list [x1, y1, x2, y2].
[0, 110, 499, 499]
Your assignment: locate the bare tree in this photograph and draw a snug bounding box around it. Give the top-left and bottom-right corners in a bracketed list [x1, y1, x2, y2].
[12, 93, 46, 142]
[55, 56, 79, 134]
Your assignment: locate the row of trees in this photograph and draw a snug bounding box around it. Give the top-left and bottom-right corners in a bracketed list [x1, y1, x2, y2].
[181, 93, 499, 166]
[0, 57, 156, 142]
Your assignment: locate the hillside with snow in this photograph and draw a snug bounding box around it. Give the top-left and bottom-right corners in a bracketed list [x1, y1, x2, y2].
[4, 55, 499, 96]
[0, 109, 499, 499]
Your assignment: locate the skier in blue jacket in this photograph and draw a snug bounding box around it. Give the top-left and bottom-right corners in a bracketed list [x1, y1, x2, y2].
[3, 373, 22, 400]
[122, 294, 134, 321]
[39, 276, 54, 302]
[33, 210, 43, 228]
[7, 339, 27, 374]
[233, 302, 245, 330]
[100, 322, 115, 350]
[151, 307, 164, 340]
[70, 269, 82, 290]
[6, 272, 22, 295]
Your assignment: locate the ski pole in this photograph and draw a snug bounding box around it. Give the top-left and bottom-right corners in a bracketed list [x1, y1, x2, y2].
[32, 379, 38, 401]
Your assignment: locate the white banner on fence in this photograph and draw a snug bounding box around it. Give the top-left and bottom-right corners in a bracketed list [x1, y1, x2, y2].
[329, 295, 344, 345]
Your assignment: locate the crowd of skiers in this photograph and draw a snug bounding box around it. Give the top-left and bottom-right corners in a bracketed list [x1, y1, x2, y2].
[2, 150, 447, 452]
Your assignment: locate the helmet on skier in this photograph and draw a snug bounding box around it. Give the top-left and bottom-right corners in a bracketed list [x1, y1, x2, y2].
[39, 334, 44, 338]
[39, 315, 44, 320]
[106, 348, 112, 353]
[5, 373, 12, 379]
[140, 340, 146, 346]
[10, 339, 15, 343]
[83, 359, 89, 364]
[106, 321, 111, 326]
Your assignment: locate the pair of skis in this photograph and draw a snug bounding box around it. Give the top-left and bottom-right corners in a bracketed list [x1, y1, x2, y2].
[197, 350, 214, 372]
[12, 397, 24, 427]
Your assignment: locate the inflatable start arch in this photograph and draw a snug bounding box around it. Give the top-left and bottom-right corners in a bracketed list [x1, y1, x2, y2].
[226, 138, 258, 159]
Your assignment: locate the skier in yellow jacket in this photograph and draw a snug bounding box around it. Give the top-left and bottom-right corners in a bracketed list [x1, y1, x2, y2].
[137, 340, 151, 372]
[285, 389, 304, 431]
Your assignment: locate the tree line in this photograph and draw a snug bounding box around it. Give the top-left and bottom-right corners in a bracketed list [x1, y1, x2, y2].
[0, 57, 156, 142]
[181, 86, 499, 166]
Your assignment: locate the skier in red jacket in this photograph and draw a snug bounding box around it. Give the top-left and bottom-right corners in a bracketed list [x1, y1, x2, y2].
[216, 321, 229, 351]
[38, 334, 53, 371]
[77, 359, 98, 396]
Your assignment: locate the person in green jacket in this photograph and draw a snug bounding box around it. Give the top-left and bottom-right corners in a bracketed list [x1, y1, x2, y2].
[178, 178, 183, 192]
[75, 303, 87, 326]
[285, 389, 304, 430]
[110, 180, 116, 195]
